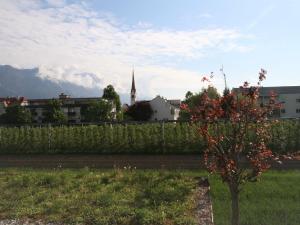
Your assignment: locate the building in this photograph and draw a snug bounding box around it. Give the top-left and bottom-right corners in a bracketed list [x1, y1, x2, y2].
[128, 71, 181, 121]
[0, 97, 28, 115]
[233, 86, 300, 118]
[149, 96, 181, 121]
[130, 70, 136, 106]
[27, 93, 116, 123]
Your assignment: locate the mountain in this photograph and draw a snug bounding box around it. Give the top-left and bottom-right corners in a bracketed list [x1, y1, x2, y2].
[0, 65, 126, 101]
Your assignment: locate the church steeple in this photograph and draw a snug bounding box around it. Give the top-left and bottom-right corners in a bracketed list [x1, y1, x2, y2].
[130, 69, 136, 105]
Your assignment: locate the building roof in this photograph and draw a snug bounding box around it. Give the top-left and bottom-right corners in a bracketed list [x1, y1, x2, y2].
[29, 97, 101, 102]
[233, 86, 300, 96]
[258, 86, 300, 95]
[167, 99, 181, 108]
[150, 96, 181, 109]
[27, 96, 103, 107]
[0, 97, 28, 106]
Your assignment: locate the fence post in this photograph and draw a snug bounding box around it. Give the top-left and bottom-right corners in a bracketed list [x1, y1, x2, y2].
[161, 121, 165, 150]
[48, 124, 51, 150]
[0, 127, 1, 143]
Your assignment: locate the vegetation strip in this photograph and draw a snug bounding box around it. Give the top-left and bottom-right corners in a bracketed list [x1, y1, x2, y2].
[0, 120, 299, 154]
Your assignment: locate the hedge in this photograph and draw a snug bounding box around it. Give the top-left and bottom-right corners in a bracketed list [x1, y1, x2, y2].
[0, 120, 299, 154]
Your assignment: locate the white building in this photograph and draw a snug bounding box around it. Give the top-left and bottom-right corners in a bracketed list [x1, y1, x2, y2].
[149, 96, 181, 121]
[259, 86, 300, 118]
[128, 70, 181, 121]
[233, 86, 300, 118]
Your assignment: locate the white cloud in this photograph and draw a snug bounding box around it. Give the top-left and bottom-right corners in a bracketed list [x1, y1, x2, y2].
[0, 0, 251, 101]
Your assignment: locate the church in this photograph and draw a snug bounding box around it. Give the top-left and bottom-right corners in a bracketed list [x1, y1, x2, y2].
[129, 70, 181, 121]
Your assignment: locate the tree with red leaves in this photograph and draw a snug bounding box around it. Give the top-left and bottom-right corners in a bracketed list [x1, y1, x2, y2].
[184, 69, 280, 225]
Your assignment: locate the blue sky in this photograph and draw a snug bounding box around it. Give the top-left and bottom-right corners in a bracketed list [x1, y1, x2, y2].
[0, 0, 299, 101]
[88, 0, 300, 85]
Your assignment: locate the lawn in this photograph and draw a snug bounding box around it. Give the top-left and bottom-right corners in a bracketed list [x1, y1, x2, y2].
[0, 168, 299, 225]
[0, 168, 199, 225]
[209, 170, 300, 225]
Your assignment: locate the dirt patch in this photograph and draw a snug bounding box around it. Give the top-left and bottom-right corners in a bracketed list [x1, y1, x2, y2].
[0, 220, 61, 225]
[195, 177, 214, 225]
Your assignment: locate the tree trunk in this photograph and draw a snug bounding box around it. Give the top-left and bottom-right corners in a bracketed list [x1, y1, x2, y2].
[230, 183, 240, 225]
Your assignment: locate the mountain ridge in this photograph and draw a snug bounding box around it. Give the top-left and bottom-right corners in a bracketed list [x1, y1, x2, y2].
[0, 65, 127, 102]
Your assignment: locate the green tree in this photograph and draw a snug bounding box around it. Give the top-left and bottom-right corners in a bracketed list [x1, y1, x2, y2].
[82, 99, 113, 122]
[179, 86, 220, 120]
[43, 99, 67, 124]
[102, 85, 121, 112]
[0, 104, 31, 124]
[125, 101, 153, 121]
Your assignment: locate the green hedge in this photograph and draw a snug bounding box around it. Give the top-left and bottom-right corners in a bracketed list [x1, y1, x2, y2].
[0, 121, 299, 154]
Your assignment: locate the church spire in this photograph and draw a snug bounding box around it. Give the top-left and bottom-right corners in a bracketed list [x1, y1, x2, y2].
[131, 69, 136, 93]
[130, 69, 136, 105]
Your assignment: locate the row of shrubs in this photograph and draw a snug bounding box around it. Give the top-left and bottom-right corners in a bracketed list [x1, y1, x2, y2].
[0, 120, 299, 154]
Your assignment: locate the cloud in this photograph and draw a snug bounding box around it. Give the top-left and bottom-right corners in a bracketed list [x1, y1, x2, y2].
[0, 0, 251, 101]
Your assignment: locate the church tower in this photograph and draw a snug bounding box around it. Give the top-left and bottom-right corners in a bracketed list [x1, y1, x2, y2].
[130, 70, 136, 105]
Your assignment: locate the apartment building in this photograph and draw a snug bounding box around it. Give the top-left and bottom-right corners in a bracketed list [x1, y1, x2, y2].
[27, 93, 116, 123]
[233, 86, 300, 118]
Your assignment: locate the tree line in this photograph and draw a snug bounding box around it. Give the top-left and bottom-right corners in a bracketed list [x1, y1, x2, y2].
[0, 85, 154, 124]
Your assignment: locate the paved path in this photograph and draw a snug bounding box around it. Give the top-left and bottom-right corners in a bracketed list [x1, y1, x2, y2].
[0, 155, 299, 169]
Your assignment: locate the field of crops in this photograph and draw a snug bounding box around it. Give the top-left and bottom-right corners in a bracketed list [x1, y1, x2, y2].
[0, 120, 299, 154]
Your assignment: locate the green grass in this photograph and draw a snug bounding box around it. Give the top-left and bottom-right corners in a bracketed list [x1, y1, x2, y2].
[209, 170, 300, 225]
[0, 169, 299, 225]
[0, 168, 199, 225]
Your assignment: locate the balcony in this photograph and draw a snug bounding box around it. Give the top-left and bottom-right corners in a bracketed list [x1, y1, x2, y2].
[68, 111, 76, 116]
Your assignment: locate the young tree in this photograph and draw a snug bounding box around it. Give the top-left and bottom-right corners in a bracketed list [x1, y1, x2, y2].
[82, 99, 113, 122]
[102, 85, 121, 112]
[183, 69, 279, 225]
[0, 104, 32, 124]
[125, 101, 153, 121]
[43, 99, 67, 124]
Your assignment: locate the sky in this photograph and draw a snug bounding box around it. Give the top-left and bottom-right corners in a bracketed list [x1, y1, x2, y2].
[0, 0, 299, 102]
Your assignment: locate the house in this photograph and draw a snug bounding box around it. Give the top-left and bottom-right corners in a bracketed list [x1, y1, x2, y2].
[149, 96, 181, 121]
[0, 97, 28, 115]
[233, 86, 300, 118]
[129, 70, 181, 121]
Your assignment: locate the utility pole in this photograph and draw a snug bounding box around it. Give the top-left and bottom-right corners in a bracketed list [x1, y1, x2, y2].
[220, 65, 228, 90]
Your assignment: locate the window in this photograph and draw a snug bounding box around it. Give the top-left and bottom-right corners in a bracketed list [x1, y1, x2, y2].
[170, 108, 175, 115]
[296, 109, 300, 113]
[296, 99, 300, 103]
[281, 109, 286, 113]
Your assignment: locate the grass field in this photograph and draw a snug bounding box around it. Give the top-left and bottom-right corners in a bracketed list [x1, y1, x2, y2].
[0, 168, 299, 225]
[0, 168, 199, 225]
[210, 170, 300, 225]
